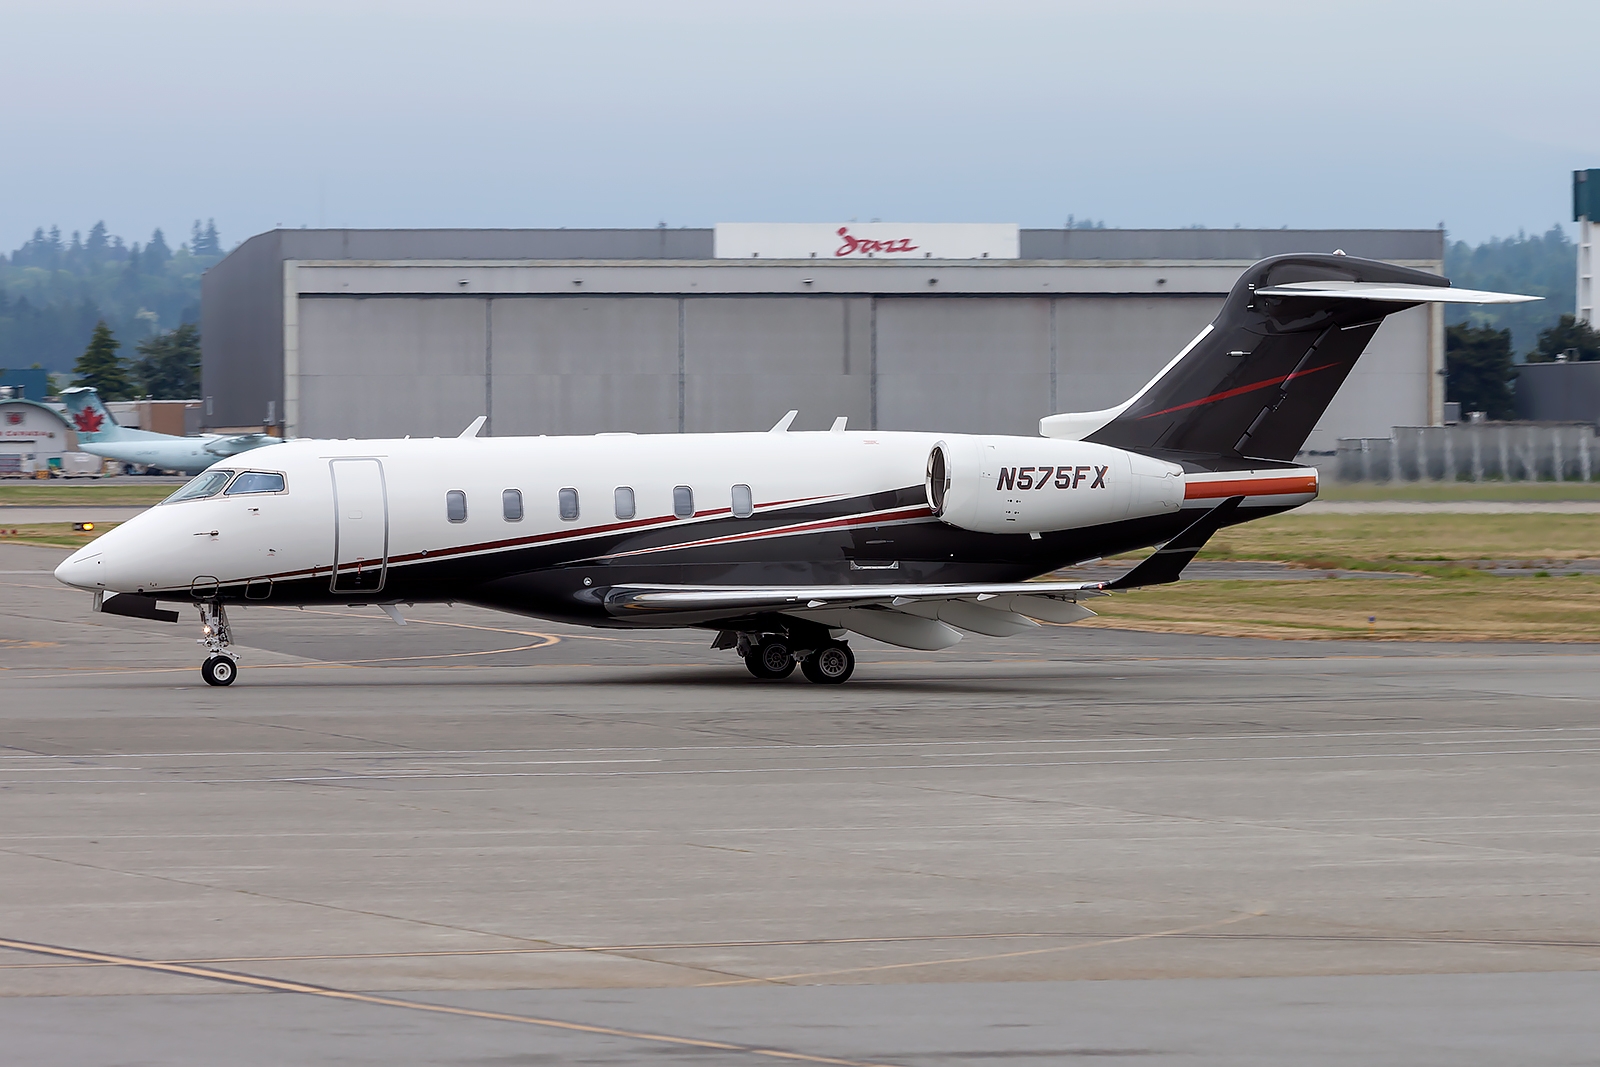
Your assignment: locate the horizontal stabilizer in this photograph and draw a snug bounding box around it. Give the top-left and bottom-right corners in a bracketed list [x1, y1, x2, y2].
[1254, 280, 1539, 304]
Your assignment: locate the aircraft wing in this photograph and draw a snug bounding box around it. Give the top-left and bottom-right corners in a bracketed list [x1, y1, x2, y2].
[203, 433, 280, 457]
[607, 578, 1110, 614]
[606, 579, 1110, 648]
[604, 497, 1241, 649]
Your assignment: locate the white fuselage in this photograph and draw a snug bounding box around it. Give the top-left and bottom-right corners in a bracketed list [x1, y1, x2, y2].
[55, 430, 1315, 625]
[76, 434, 275, 475]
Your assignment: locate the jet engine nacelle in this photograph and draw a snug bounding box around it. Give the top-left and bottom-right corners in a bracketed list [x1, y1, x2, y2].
[925, 436, 1183, 535]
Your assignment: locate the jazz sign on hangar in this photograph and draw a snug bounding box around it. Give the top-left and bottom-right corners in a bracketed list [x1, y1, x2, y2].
[714, 222, 1019, 260]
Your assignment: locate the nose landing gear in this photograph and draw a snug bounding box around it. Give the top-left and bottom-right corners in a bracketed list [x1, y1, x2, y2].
[196, 601, 237, 687]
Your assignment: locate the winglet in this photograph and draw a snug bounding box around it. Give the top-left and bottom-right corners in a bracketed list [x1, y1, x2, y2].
[459, 416, 487, 439]
[769, 410, 798, 433]
[1103, 497, 1243, 590]
[830, 416, 848, 432]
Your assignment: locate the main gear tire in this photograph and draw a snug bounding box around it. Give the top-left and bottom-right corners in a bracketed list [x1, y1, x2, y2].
[800, 641, 854, 685]
[201, 655, 237, 687]
[744, 637, 795, 679]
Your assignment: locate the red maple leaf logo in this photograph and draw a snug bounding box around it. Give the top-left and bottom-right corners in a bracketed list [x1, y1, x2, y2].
[72, 407, 105, 433]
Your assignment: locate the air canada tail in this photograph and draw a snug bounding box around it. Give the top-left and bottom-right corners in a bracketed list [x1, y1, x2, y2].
[1040, 253, 1536, 464]
[59, 386, 130, 442]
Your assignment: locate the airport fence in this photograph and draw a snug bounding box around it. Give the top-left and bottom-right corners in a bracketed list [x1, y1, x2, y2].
[1333, 423, 1599, 482]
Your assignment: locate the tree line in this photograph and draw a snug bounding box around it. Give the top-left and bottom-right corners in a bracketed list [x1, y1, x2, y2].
[0, 220, 223, 372]
[68, 319, 201, 400]
[1440, 223, 1599, 418]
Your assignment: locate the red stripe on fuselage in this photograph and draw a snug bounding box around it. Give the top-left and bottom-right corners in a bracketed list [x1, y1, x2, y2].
[1137, 361, 1342, 420]
[593, 505, 935, 561]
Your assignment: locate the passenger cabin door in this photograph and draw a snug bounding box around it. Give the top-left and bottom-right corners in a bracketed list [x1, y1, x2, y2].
[330, 458, 388, 593]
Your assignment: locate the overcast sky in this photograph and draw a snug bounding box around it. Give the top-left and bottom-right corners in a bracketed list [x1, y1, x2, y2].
[4, 0, 1595, 253]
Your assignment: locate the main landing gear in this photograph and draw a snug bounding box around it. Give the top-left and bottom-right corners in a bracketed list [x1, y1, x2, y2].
[196, 601, 237, 687]
[729, 629, 856, 685]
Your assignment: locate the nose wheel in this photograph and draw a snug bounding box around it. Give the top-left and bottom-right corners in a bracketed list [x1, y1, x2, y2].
[201, 655, 236, 686]
[196, 601, 238, 686]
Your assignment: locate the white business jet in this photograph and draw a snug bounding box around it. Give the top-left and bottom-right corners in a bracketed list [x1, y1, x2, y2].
[55, 254, 1534, 686]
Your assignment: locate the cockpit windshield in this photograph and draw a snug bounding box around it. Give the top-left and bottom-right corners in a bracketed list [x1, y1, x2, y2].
[224, 471, 286, 495]
[163, 469, 236, 504]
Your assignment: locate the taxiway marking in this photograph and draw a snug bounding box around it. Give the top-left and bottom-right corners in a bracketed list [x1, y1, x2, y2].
[697, 911, 1266, 986]
[0, 936, 903, 1067]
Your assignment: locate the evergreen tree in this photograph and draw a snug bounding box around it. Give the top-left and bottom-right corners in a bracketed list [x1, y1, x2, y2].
[1444, 225, 1574, 357]
[1446, 322, 1517, 419]
[145, 229, 172, 272]
[131, 323, 201, 398]
[1527, 314, 1600, 363]
[193, 219, 222, 258]
[85, 221, 108, 260]
[71, 320, 133, 400]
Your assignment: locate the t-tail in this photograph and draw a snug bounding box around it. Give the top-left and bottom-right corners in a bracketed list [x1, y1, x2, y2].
[1040, 253, 1537, 465]
[59, 387, 134, 442]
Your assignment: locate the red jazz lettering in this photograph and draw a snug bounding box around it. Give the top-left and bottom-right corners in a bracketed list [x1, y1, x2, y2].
[835, 227, 920, 258]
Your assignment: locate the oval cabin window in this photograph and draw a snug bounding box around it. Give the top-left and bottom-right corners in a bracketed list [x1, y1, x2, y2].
[446, 490, 467, 523]
[614, 486, 635, 520]
[731, 484, 753, 519]
[559, 488, 580, 521]
[673, 485, 694, 519]
[503, 488, 523, 522]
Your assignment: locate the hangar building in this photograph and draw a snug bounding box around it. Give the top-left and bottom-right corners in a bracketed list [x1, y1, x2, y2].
[0, 397, 76, 476]
[201, 226, 1444, 455]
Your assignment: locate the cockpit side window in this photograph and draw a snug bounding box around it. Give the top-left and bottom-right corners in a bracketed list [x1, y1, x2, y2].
[224, 471, 287, 496]
[163, 470, 235, 503]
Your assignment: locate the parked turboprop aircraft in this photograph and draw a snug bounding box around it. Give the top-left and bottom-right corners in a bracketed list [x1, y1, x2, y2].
[60, 387, 280, 474]
[55, 254, 1534, 686]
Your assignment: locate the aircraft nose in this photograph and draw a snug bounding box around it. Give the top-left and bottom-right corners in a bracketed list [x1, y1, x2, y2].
[54, 547, 104, 590]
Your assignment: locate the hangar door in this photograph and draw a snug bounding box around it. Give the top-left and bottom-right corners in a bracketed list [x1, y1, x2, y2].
[874, 298, 1053, 436]
[330, 458, 388, 593]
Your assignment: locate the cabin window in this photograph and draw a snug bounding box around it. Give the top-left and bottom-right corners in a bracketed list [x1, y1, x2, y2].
[446, 490, 467, 523]
[502, 488, 523, 522]
[673, 485, 694, 519]
[731, 484, 753, 519]
[224, 471, 286, 496]
[559, 487, 580, 521]
[614, 486, 635, 520]
[163, 469, 235, 503]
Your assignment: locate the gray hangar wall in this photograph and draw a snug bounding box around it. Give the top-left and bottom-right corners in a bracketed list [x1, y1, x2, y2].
[202, 228, 1444, 453]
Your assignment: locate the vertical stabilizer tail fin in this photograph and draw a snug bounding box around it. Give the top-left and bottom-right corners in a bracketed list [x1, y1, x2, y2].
[1040, 253, 1535, 463]
[59, 387, 130, 442]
